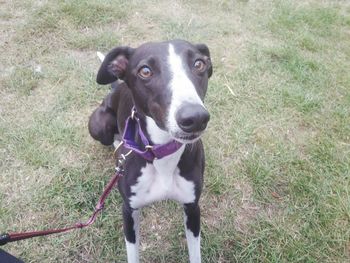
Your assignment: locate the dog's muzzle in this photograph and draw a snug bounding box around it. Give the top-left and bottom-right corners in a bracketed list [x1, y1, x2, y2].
[176, 103, 210, 134]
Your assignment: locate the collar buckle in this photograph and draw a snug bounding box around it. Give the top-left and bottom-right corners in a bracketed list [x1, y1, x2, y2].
[145, 145, 153, 150]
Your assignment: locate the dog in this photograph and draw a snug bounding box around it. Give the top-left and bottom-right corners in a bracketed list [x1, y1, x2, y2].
[88, 39, 212, 263]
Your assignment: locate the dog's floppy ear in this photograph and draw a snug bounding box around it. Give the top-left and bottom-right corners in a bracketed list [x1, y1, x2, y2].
[96, 46, 135, 85]
[196, 44, 213, 78]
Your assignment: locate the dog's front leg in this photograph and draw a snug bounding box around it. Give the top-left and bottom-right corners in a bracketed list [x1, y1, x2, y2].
[123, 204, 140, 263]
[184, 203, 201, 263]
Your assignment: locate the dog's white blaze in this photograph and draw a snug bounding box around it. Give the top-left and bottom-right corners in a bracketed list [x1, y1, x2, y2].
[167, 44, 204, 135]
[125, 210, 140, 263]
[184, 214, 201, 263]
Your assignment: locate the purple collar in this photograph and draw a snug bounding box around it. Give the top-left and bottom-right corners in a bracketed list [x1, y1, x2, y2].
[122, 109, 183, 161]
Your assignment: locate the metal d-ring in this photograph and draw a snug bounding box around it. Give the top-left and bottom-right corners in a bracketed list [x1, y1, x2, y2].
[131, 107, 136, 120]
[113, 141, 124, 158]
[113, 141, 133, 159]
[114, 143, 133, 172]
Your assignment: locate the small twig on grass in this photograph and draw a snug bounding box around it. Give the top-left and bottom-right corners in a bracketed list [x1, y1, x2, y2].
[224, 75, 236, 97]
[188, 16, 194, 27]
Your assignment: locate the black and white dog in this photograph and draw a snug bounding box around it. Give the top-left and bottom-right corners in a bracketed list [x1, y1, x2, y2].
[88, 40, 212, 263]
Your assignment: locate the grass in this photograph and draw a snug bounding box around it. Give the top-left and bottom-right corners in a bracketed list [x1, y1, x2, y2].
[0, 0, 349, 262]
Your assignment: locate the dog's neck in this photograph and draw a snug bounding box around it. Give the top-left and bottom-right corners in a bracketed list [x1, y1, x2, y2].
[145, 116, 185, 172]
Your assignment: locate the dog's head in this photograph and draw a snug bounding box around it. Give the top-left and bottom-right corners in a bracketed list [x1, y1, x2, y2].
[96, 40, 212, 144]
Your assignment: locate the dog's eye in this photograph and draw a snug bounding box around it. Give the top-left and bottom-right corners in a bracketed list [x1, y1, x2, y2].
[138, 66, 152, 79]
[194, 59, 206, 72]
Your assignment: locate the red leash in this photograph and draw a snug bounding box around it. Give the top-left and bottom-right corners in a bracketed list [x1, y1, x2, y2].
[0, 168, 123, 246]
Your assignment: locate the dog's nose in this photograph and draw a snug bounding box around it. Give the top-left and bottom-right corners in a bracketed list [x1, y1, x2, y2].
[176, 104, 210, 133]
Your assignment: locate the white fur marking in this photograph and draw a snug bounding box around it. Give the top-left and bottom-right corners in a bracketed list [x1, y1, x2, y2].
[125, 210, 140, 263]
[146, 116, 173, 145]
[129, 147, 195, 208]
[184, 213, 201, 263]
[129, 119, 196, 209]
[96, 51, 105, 62]
[167, 44, 205, 136]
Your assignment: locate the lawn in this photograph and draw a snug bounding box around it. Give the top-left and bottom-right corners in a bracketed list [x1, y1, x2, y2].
[0, 0, 349, 262]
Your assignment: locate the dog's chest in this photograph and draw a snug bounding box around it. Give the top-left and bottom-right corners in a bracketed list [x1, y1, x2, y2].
[129, 147, 195, 209]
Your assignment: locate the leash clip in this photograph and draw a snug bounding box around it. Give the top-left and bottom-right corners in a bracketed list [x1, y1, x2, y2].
[115, 154, 126, 173]
[114, 142, 133, 174]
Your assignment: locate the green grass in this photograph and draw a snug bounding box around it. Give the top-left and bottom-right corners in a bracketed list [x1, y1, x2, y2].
[0, 0, 349, 262]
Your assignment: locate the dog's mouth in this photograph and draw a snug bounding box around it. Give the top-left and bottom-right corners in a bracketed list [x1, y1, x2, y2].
[171, 131, 203, 144]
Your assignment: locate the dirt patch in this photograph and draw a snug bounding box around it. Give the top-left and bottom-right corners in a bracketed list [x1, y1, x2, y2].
[0, 162, 54, 206]
[201, 194, 230, 229]
[233, 181, 261, 233]
[201, 180, 262, 234]
[139, 203, 182, 255]
[66, 49, 100, 71]
[0, 4, 27, 74]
